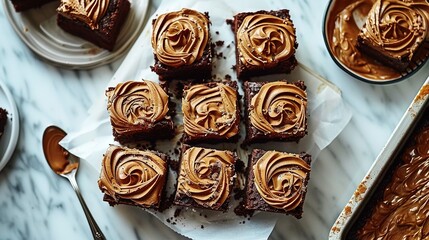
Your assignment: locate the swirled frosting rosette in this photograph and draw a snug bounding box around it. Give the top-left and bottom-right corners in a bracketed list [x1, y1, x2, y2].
[253, 151, 311, 211]
[249, 81, 307, 134]
[98, 145, 167, 207]
[174, 146, 236, 210]
[182, 82, 238, 140]
[236, 12, 296, 67]
[151, 8, 210, 67]
[359, 0, 429, 61]
[106, 80, 170, 135]
[57, 0, 110, 29]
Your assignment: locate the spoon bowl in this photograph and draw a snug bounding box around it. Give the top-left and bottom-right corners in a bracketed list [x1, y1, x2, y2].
[42, 125, 105, 240]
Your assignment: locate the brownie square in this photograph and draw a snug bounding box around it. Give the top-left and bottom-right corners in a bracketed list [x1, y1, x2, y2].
[244, 149, 311, 218]
[98, 145, 168, 209]
[151, 8, 213, 80]
[174, 145, 237, 211]
[0, 108, 8, 139]
[356, 0, 429, 72]
[106, 80, 174, 144]
[10, 0, 56, 12]
[231, 10, 298, 79]
[57, 0, 130, 51]
[182, 81, 240, 143]
[244, 80, 307, 144]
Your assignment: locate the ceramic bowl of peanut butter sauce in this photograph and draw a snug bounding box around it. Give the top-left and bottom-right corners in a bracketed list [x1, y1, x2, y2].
[323, 0, 429, 84]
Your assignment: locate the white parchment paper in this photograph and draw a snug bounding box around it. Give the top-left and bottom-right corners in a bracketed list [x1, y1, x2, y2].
[61, 0, 352, 239]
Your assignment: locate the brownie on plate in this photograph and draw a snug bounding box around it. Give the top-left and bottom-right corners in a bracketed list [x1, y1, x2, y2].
[151, 8, 212, 80]
[244, 80, 307, 144]
[231, 10, 298, 79]
[182, 81, 240, 143]
[243, 149, 311, 218]
[174, 145, 237, 211]
[98, 145, 168, 209]
[57, 0, 131, 51]
[106, 80, 174, 144]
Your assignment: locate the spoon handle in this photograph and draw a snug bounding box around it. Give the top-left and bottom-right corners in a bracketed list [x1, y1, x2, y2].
[68, 174, 106, 240]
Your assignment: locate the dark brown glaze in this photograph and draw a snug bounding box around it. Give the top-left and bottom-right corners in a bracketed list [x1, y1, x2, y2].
[57, 0, 130, 51]
[42, 126, 77, 175]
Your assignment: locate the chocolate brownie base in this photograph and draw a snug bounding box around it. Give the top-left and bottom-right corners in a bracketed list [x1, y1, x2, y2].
[150, 12, 213, 81]
[232, 10, 298, 79]
[10, 0, 55, 12]
[57, 0, 130, 51]
[243, 149, 311, 218]
[357, 35, 413, 72]
[244, 80, 307, 144]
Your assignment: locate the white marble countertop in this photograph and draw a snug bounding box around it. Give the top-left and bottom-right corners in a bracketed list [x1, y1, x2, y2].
[1, 0, 428, 239]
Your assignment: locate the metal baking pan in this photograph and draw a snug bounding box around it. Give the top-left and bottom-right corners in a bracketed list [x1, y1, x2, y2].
[329, 75, 429, 239]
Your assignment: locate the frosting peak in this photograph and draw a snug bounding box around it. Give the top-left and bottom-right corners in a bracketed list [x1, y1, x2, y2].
[182, 83, 238, 138]
[253, 151, 310, 210]
[176, 147, 235, 209]
[151, 8, 209, 67]
[106, 80, 170, 135]
[98, 146, 167, 206]
[250, 81, 307, 134]
[237, 13, 296, 67]
[57, 0, 110, 30]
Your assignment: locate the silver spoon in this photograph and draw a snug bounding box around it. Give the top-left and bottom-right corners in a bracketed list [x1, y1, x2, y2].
[42, 125, 106, 240]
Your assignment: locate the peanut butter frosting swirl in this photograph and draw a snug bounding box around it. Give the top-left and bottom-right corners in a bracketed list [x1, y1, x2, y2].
[176, 147, 235, 209]
[182, 83, 238, 138]
[151, 8, 209, 67]
[57, 0, 110, 30]
[253, 151, 310, 210]
[250, 82, 307, 134]
[237, 13, 296, 67]
[98, 145, 167, 206]
[360, 0, 429, 61]
[106, 80, 169, 135]
[357, 127, 429, 239]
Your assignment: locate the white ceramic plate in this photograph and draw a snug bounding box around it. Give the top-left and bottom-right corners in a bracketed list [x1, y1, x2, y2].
[3, 0, 149, 69]
[0, 81, 20, 172]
